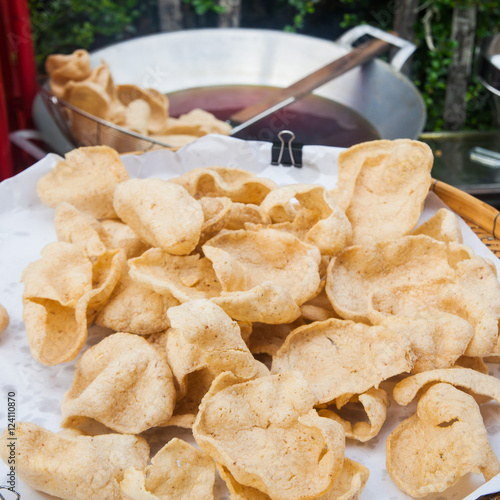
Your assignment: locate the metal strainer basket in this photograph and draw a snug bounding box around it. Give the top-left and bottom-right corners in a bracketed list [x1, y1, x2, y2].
[38, 86, 174, 153]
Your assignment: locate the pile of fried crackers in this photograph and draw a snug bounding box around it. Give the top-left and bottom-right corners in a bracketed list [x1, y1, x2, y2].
[46, 49, 231, 149]
[2, 139, 500, 499]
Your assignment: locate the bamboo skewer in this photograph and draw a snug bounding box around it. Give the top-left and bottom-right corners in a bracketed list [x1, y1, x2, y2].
[431, 178, 500, 240]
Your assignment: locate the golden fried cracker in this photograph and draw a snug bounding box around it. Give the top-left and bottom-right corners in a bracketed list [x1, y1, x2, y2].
[113, 178, 203, 255]
[412, 208, 463, 243]
[23, 248, 125, 365]
[124, 98, 151, 135]
[116, 84, 168, 134]
[326, 235, 457, 322]
[203, 228, 320, 306]
[272, 318, 415, 406]
[22, 241, 93, 307]
[120, 438, 215, 500]
[369, 256, 500, 358]
[319, 388, 389, 443]
[217, 457, 368, 500]
[129, 249, 221, 302]
[37, 145, 130, 219]
[169, 166, 277, 204]
[98, 218, 149, 258]
[198, 196, 233, 245]
[165, 300, 268, 393]
[378, 313, 474, 373]
[0, 304, 8, 334]
[96, 265, 178, 334]
[260, 184, 352, 255]
[331, 139, 433, 245]
[193, 372, 345, 500]
[387, 383, 500, 497]
[248, 319, 305, 356]
[46, 49, 92, 97]
[163, 109, 232, 136]
[212, 282, 302, 324]
[55, 202, 107, 258]
[0, 422, 148, 500]
[393, 367, 500, 407]
[61, 332, 176, 434]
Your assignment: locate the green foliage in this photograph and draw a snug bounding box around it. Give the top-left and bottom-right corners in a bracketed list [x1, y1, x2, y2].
[340, 1, 500, 131]
[182, 0, 225, 15]
[28, 0, 158, 72]
[338, 0, 371, 29]
[280, 0, 319, 32]
[182, 0, 320, 31]
[412, 9, 457, 131]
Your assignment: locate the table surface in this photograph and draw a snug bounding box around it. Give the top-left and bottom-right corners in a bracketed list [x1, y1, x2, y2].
[420, 130, 500, 208]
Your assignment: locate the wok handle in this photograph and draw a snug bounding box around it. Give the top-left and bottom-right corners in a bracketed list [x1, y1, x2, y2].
[336, 25, 416, 72]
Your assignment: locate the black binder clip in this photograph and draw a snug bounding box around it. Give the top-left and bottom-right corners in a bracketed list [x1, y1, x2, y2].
[271, 130, 303, 168]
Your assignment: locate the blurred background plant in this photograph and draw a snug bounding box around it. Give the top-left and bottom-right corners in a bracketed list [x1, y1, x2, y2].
[28, 0, 159, 68]
[27, 0, 500, 132]
[338, 0, 500, 131]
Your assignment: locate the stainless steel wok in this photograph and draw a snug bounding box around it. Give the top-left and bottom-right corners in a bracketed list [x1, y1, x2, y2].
[33, 26, 426, 155]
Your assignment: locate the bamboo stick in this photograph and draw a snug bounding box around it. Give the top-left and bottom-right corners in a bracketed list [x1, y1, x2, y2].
[431, 178, 500, 239]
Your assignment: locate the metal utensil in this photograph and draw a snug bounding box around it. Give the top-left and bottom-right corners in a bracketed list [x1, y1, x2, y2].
[228, 32, 394, 134]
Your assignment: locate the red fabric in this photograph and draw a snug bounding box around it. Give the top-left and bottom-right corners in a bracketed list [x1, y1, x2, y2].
[0, 0, 38, 180]
[0, 65, 13, 181]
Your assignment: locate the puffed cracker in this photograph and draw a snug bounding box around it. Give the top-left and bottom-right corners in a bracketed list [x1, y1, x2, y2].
[165, 299, 268, 393]
[120, 438, 215, 500]
[377, 313, 474, 373]
[22, 246, 125, 365]
[96, 265, 178, 335]
[330, 139, 433, 245]
[163, 108, 231, 136]
[272, 318, 415, 406]
[22, 242, 93, 307]
[129, 249, 221, 302]
[319, 388, 389, 442]
[248, 319, 305, 356]
[113, 178, 204, 255]
[260, 183, 352, 255]
[98, 218, 149, 258]
[193, 371, 345, 500]
[387, 383, 500, 497]
[412, 208, 463, 243]
[116, 84, 168, 134]
[326, 235, 459, 322]
[55, 202, 107, 258]
[393, 367, 500, 406]
[203, 228, 320, 306]
[0, 422, 148, 500]
[46, 49, 92, 97]
[61, 332, 176, 434]
[169, 166, 277, 204]
[0, 304, 9, 334]
[217, 457, 368, 500]
[368, 256, 500, 358]
[212, 282, 302, 324]
[37, 145, 130, 219]
[199, 196, 233, 245]
[151, 300, 268, 426]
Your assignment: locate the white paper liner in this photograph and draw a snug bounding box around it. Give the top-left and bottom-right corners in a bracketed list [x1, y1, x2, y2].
[1, 134, 499, 500]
